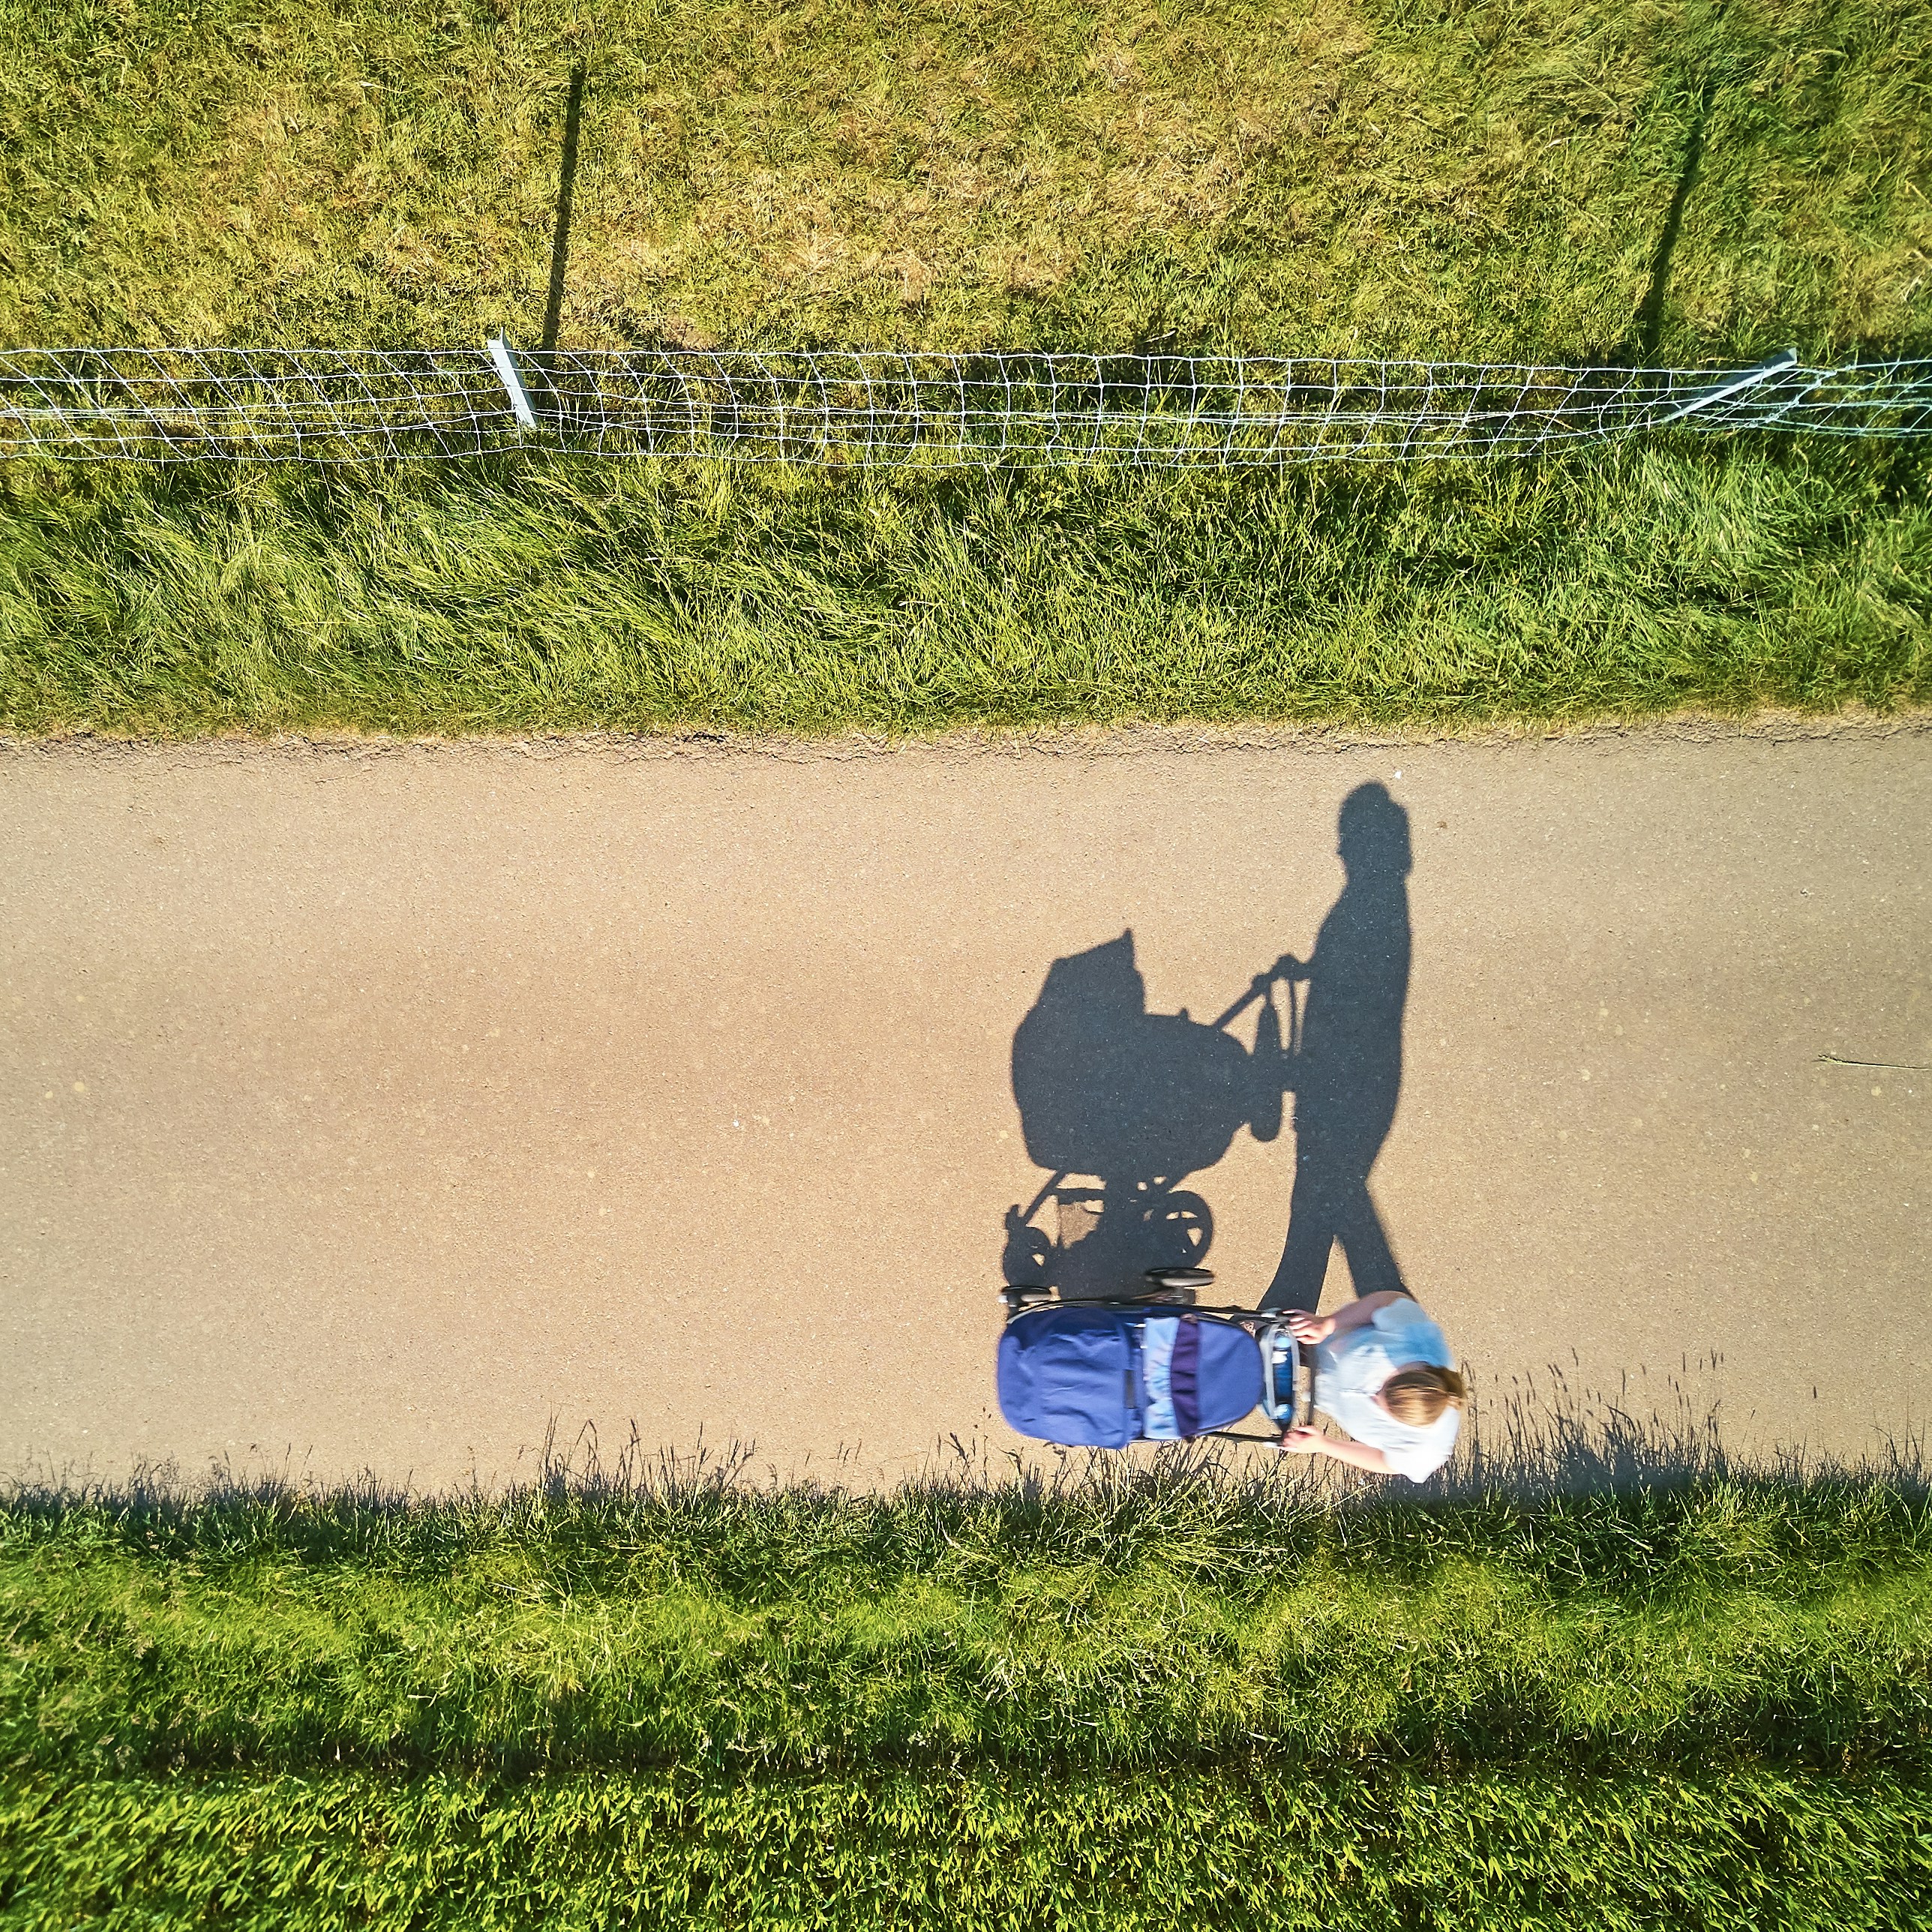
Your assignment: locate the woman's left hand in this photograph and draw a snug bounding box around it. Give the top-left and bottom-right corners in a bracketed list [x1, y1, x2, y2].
[1278, 1426, 1324, 1454]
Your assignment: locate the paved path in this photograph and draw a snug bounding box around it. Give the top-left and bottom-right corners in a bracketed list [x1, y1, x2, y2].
[2, 728, 1926, 1491]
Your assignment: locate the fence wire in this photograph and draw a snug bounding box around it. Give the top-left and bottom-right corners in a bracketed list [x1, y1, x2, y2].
[2, 344, 1928, 466]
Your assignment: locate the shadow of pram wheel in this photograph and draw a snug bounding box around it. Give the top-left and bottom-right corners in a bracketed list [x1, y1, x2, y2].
[1000, 1172, 1216, 1300]
[1140, 1186, 1212, 1271]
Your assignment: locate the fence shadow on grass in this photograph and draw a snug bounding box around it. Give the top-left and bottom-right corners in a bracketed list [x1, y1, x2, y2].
[540, 62, 588, 359]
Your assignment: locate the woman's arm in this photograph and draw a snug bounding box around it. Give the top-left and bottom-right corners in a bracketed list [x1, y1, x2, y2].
[1330, 1290, 1406, 1334]
[1277, 1426, 1392, 1474]
[1286, 1289, 1407, 1345]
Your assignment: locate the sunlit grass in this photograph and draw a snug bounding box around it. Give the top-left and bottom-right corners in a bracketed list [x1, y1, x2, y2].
[4, 1460, 1927, 1778]
[2, 440, 1926, 736]
[3, 1462, 1928, 1928]
[1, 0, 1928, 739]
[2, 0, 1927, 362]
[5, 1762, 1925, 1930]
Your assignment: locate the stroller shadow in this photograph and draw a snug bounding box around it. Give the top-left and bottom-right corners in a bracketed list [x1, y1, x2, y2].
[1001, 782, 1413, 1310]
[1001, 928, 1284, 1298]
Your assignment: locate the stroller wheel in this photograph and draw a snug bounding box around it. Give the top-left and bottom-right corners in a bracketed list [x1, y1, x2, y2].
[1001, 1282, 1053, 1313]
[1144, 1267, 1214, 1291]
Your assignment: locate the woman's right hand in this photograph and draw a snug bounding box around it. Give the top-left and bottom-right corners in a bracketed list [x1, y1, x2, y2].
[1286, 1310, 1334, 1344]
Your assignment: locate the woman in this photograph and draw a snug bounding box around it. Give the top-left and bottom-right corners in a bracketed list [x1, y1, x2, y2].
[1277, 1290, 1464, 1481]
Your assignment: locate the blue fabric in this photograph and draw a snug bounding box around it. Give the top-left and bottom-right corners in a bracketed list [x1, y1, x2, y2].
[1169, 1320, 1202, 1436]
[1140, 1315, 1264, 1438]
[999, 1309, 1263, 1447]
[1140, 1318, 1180, 1438]
[1189, 1318, 1265, 1432]
[997, 1307, 1139, 1448]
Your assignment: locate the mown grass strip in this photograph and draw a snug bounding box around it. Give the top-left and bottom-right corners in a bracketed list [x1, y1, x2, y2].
[2, 1763, 1926, 1931]
[6, 1469, 1928, 1780]
[3, 440, 1927, 736]
[2, 0, 1927, 363]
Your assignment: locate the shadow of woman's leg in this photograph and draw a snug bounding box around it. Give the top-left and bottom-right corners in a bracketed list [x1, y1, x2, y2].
[1263, 782, 1412, 1312]
[1262, 1130, 1405, 1311]
[1332, 1169, 1405, 1299]
[1261, 1144, 1338, 1311]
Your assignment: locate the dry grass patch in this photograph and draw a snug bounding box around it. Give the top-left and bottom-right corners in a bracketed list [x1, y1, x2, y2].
[2, 0, 1928, 358]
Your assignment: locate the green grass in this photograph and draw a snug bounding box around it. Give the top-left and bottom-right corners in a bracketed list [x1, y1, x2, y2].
[4, 13, 1927, 1915]
[6, 1764, 1926, 1930]
[2, 0, 1928, 362]
[2, 1465, 1929, 1926]
[0, 0, 1929, 739]
[4, 439, 1928, 735]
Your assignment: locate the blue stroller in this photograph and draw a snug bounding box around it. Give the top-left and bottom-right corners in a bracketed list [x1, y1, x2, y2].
[997, 1274, 1309, 1447]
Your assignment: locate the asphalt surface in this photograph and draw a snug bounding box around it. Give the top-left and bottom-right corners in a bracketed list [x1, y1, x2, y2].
[2, 726, 1926, 1491]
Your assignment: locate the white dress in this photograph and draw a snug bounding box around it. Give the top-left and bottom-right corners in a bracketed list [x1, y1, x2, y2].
[1313, 1298, 1460, 1481]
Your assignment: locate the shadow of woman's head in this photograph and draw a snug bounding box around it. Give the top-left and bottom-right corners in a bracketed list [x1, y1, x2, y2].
[1337, 782, 1412, 883]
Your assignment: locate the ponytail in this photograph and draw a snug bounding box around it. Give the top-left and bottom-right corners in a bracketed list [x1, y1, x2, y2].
[1383, 1364, 1467, 1425]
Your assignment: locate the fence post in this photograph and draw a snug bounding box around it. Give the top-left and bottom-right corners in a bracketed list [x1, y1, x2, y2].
[487, 332, 538, 430]
[1654, 346, 1798, 425]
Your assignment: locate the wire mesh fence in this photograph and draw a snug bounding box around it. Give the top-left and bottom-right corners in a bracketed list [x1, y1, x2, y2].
[2, 342, 1928, 466]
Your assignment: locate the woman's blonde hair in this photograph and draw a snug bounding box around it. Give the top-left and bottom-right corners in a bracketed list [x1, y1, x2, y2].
[1382, 1364, 1467, 1426]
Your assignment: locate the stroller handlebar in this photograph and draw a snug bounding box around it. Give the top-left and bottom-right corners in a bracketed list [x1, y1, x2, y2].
[1210, 955, 1306, 1032]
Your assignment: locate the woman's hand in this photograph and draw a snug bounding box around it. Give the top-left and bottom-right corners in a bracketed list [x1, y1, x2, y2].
[1286, 1310, 1334, 1344]
[1278, 1426, 1394, 1474]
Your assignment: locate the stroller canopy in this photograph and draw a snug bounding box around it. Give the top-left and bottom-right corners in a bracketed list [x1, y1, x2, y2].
[997, 1306, 1264, 1448]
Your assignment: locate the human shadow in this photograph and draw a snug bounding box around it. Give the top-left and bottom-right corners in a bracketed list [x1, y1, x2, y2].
[1001, 930, 1286, 1299]
[1000, 783, 1412, 1309]
[1261, 783, 1412, 1312]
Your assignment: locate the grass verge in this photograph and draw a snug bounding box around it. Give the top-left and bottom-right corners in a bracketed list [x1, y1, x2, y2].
[4, 439, 1928, 736]
[3, 1463, 1928, 1926]
[2, 1, 1928, 739]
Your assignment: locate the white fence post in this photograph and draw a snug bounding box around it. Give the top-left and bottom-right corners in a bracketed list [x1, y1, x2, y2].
[1654, 346, 1799, 425]
[487, 332, 538, 430]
